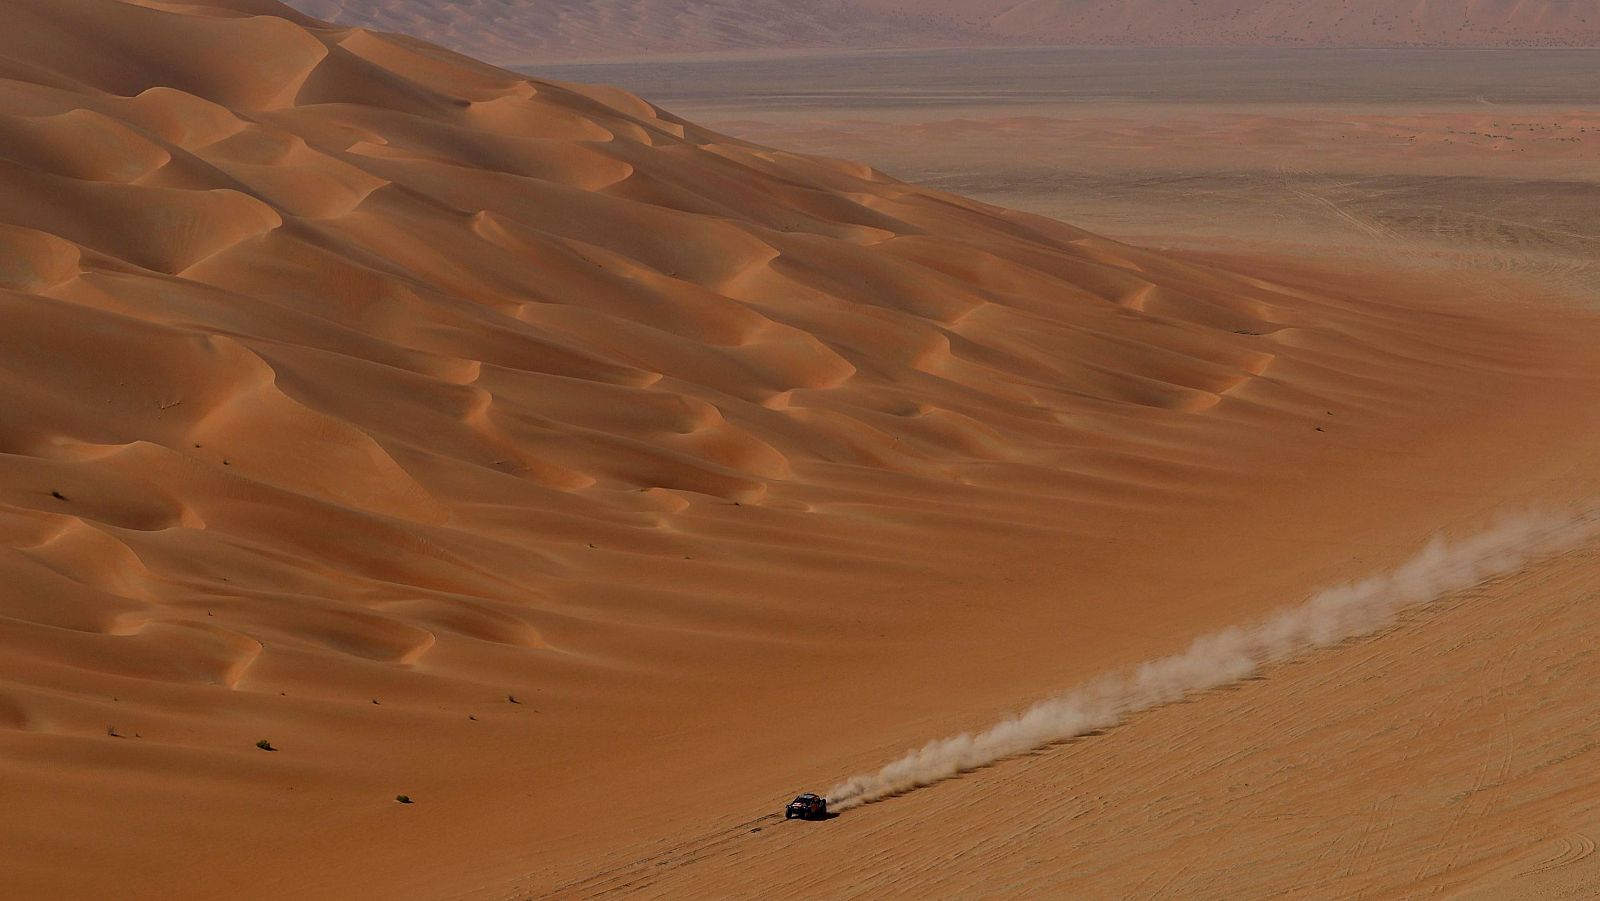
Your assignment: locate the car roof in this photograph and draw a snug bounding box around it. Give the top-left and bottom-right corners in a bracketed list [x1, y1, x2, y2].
[794, 793, 819, 800]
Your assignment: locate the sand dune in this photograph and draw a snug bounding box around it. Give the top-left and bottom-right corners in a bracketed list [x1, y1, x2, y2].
[287, 0, 1600, 61]
[4, 2, 1600, 899]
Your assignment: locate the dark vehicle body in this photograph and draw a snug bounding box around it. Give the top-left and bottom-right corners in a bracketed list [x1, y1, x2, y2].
[786, 793, 827, 820]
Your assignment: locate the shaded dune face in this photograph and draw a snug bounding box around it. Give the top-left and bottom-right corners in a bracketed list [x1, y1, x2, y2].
[286, 0, 1600, 60]
[0, 0, 1358, 713]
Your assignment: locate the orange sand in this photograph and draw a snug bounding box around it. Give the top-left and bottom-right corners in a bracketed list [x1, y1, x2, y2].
[2, 3, 1599, 899]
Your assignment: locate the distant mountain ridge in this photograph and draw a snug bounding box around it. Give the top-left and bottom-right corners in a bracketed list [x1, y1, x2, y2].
[289, 0, 1600, 61]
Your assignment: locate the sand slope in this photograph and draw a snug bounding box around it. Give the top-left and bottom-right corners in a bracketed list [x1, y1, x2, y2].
[3, 2, 1600, 899]
[287, 0, 1600, 61]
[544, 537, 1600, 900]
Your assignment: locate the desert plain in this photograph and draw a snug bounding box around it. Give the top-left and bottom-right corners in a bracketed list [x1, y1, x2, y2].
[1, 2, 1599, 899]
[541, 47, 1600, 298]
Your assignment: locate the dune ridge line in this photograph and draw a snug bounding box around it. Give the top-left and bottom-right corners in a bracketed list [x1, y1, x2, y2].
[827, 509, 1599, 809]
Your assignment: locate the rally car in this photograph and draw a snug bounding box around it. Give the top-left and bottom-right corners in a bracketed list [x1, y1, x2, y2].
[785, 793, 828, 820]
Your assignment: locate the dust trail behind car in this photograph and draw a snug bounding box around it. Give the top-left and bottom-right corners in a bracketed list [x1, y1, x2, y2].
[827, 509, 1598, 810]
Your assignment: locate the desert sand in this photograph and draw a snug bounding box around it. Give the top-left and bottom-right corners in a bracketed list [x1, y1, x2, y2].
[546, 534, 1600, 899]
[286, 0, 1600, 62]
[4, 2, 1600, 900]
[550, 47, 1600, 298]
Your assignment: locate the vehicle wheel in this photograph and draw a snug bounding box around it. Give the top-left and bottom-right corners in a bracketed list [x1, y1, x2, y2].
[785, 811, 793, 819]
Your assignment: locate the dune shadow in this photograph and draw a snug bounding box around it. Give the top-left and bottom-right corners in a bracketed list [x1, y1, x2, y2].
[789, 811, 841, 822]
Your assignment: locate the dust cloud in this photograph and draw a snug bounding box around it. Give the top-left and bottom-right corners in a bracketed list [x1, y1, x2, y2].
[827, 510, 1596, 809]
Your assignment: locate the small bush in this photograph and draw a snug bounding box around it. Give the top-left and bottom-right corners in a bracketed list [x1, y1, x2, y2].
[106, 725, 120, 738]
[256, 739, 275, 751]
[395, 795, 413, 804]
